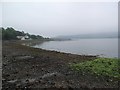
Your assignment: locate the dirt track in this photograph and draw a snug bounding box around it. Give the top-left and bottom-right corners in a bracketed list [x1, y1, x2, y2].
[2, 41, 119, 89]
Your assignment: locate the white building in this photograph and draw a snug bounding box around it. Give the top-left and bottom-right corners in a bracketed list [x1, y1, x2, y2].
[16, 35, 29, 40]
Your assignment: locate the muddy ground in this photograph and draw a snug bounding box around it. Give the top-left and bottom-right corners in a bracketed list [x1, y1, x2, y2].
[2, 41, 119, 89]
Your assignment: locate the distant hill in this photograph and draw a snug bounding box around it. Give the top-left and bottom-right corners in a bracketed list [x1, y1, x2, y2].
[55, 32, 118, 40]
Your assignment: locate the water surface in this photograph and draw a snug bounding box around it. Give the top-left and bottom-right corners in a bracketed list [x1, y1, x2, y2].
[33, 38, 118, 58]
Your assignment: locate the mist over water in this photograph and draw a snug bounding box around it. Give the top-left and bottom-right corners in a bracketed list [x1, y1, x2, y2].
[33, 38, 118, 58]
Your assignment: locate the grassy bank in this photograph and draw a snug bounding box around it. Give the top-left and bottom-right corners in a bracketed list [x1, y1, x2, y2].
[70, 58, 120, 79]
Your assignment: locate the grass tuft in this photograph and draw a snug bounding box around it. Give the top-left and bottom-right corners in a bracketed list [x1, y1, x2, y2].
[70, 58, 120, 79]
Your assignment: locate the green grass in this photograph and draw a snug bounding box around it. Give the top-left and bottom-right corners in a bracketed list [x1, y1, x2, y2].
[70, 58, 120, 79]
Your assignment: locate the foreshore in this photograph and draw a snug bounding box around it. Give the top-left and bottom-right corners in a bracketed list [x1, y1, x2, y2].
[2, 40, 118, 89]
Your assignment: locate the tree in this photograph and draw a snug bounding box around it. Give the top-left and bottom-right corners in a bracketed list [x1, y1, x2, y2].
[2, 27, 47, 40]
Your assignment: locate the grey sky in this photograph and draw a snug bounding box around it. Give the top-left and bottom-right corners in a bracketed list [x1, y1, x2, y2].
[2, 2, 118, 37]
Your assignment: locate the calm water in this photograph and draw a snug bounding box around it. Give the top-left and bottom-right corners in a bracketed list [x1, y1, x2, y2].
[33, 38, 118, 58]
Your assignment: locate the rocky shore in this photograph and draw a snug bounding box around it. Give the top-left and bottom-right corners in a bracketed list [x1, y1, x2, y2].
[2, 41, 119, 89]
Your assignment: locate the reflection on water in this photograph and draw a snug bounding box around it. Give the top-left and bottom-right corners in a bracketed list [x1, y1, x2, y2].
[33, 38, 118, 58]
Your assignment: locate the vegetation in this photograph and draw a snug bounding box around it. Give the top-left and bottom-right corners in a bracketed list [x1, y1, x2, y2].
[1, 27, 45, 40]
[70, 58, 120, 79]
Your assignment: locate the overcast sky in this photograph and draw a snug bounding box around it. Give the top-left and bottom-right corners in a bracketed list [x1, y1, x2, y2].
[2, 2, 118, 37]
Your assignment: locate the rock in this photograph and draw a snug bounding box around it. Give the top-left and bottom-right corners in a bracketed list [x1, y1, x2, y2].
[2, 78, 6, 81]
[15, 56, 34, 60]
[5, 74, 10, 77]
[3, 63, 7, 67]
[7, 79, 17, 83]
[27, 79, 36, 83]
[42, 72, 61, 79]
[47, 81, 55, 85]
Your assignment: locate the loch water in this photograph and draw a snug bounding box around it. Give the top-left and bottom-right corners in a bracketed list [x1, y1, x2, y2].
[33, 38, 118, 58]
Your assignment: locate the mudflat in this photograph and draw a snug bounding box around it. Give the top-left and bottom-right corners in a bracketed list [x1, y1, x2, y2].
[2, 41, 118, 89]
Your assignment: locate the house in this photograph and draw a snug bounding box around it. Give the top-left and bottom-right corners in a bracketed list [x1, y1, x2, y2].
[16, 35, 29, 40]
[24, 35, 29, 39]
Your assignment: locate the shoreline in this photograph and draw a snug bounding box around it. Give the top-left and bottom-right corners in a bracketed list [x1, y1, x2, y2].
[14, 40, 99, 57]
[21, 39, 117, 58]
[2, 40, 119, 89]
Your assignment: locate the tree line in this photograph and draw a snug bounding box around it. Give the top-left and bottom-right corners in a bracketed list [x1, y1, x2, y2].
[1, 27, 46, 40]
